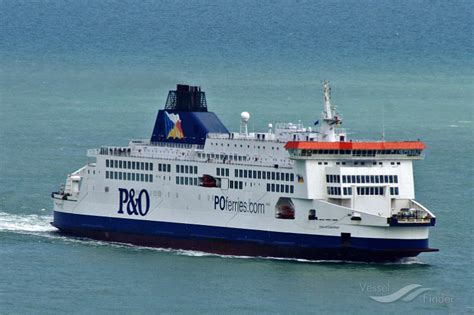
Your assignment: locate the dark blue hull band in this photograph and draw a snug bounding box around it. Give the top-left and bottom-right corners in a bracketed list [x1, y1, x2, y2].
[52, 211, 437, 262]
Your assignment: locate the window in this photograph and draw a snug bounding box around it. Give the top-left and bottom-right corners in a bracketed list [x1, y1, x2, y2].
[150, 163, 153, 171]
[226, 169, 229, 177]
[145, 163, 149, 171]
[290, 186, 294, 193]
[394, 175, 398, 183]
[217, 168, 220, 176]
[267, 183, 270, 191]
[194, 166, 198, 174]
[105, 171, 109, 179]
[239, 170, 243, 177]
[127, 173, 131, 181]
[114, 160, 118, 168]
[106, 160, 109, 167]
[176, 165, 179, 173]
[235, 169, 238, 177]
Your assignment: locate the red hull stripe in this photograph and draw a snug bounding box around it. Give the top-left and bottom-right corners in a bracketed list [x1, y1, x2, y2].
[284, 141, 425, 151]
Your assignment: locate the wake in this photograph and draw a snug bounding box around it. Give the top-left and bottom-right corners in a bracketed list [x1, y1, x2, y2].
[0, 211, 56, 234]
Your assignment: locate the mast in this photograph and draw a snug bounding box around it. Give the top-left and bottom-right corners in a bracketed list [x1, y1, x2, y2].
[319, 81, 342, 142]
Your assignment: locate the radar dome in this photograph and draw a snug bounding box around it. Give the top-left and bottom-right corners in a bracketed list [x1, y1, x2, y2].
[240, 111, 250, 122]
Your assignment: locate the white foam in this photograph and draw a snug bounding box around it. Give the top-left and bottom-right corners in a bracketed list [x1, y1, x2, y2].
[0, 211, 56, 233]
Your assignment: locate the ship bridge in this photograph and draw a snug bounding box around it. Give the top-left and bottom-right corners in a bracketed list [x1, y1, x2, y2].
[285, 140, 425, 160]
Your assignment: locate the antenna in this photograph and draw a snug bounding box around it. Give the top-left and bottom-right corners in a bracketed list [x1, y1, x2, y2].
[382, 104, 386, 141]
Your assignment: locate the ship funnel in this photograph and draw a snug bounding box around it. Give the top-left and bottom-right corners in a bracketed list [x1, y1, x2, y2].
[165, 84, 208, 112]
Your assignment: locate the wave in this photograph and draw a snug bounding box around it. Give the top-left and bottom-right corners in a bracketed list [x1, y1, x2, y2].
[0, 211, 56, 234]
[0, 211, 426, 265]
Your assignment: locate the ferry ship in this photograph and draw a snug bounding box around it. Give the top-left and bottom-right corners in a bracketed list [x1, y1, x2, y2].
[51, 82, 437, 262]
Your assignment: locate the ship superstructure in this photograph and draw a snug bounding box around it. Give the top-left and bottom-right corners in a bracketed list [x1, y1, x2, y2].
[52, 83, 437, 262]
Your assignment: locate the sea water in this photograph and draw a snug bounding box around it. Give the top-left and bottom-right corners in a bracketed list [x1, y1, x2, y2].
[0, 0, 472, 313]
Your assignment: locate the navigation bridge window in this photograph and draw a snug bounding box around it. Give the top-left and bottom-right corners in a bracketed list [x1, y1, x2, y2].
[297, 149, 421, 157]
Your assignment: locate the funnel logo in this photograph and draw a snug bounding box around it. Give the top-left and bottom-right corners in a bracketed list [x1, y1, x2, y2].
[164, 112, 184, 139]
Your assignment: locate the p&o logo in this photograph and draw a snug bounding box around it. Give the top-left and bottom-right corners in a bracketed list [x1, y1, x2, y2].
[118, 188, 150, 216]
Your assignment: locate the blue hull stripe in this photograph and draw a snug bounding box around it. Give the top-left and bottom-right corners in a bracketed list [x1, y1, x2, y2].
[53, 211, 431, 252]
